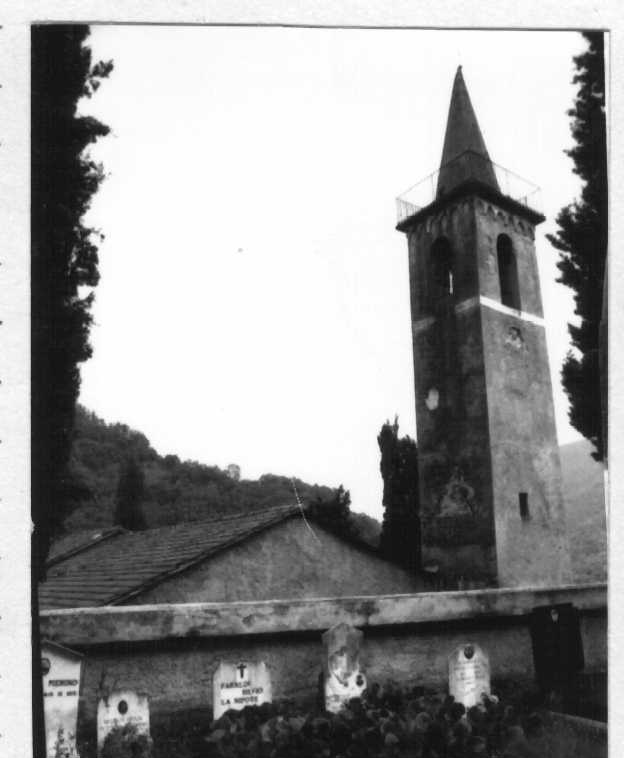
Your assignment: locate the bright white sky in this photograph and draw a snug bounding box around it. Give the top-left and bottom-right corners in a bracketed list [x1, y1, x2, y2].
[79, 27, 586, 519]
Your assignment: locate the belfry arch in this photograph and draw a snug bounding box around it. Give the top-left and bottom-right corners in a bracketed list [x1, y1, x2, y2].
[431, 237, 454, 300]
[497, 234, 521, 310]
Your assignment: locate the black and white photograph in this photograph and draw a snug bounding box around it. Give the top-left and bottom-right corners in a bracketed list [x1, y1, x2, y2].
[7, 8, 614, 757]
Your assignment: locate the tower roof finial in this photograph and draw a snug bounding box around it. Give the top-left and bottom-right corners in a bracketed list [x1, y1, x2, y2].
[436, 67, 499, 198]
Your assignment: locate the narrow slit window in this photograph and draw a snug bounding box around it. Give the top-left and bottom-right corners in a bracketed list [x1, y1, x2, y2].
[497, 234, 521, 310]
[519, 492, 530, 521]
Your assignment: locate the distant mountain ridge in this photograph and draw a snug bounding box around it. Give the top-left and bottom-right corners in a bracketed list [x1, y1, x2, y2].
[559, 438, 607, 583]
[62, 407, 606, 583]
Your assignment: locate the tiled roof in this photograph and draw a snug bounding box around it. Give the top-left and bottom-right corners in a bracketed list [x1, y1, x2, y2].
[47, 527, 126, 566]
[40, 505, 300, 610]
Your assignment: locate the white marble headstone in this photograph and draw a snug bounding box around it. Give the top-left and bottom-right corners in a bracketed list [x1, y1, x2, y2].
[97, 690, 150, 751]
[42, 641, 83, 758]
[448, 643, 490, 708]
[322, 623, 367, 713]
[213, 661, 272, 720]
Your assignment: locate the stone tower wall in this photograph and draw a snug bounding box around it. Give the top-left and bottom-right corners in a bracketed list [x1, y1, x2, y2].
[408, 198, 497, 586]
[407, 195, 571, 588]
[474, 198, 572, 586]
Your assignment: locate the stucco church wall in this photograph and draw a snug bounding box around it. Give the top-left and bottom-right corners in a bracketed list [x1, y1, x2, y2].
[132, 519, 424, 604]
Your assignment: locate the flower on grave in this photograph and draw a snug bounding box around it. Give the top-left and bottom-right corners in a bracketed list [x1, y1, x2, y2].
[53, 728, 79, 758]
[100, 723, 152, 758]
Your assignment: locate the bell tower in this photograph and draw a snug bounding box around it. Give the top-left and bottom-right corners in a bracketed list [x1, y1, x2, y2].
[396, 67, 572, 589]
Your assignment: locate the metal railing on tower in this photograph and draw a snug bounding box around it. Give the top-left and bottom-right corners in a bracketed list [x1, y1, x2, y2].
[396, 150, 543, 224]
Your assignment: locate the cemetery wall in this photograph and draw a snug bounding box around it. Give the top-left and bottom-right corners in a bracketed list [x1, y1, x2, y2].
[40, 583, 606, 732]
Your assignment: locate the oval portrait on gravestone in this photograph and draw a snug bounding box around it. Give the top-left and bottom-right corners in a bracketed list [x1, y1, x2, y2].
[464, 645, 474, 660]
[41, 657, 51, 676]
[118, 700, 129, 715]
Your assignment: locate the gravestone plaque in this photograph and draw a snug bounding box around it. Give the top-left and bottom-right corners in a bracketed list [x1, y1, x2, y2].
[42, 640, 83, 758]
[322, 623, 367, 713]
[213, 661, 272, 719]
[448, 643, 490, 708]
[97, 690, 151, 752]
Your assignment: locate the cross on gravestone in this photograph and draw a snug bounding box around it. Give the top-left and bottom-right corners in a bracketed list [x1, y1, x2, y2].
[97, 690, 151, 753]
[212, 661, 272, 720]
[448, 643, 491, 708]
[41, 640, 83, 758]
[322, 623, 367, 714]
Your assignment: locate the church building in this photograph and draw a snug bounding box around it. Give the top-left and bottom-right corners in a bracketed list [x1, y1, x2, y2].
[39, 505, 424, 609]
[40, 69, 576, 612]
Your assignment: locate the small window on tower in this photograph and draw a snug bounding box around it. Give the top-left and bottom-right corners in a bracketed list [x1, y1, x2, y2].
[431, 237, 454, 299]
[519, 492, 530, 521]
[497, 234, 521, 310]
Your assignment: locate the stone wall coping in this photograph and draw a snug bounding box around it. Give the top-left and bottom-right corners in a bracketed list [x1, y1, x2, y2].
[39, 583, 606, 647]
[544, 710, 608, 735]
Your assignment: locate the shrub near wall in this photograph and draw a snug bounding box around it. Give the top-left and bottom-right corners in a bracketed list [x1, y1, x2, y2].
[205, 686, 549, 758]
[88, 683, 563, 758]
[100, 724, 151, 758]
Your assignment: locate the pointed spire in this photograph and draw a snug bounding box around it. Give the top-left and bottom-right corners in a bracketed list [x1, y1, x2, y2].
[436, 67, 500, 198]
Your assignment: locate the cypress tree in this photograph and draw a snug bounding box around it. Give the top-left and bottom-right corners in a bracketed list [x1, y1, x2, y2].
[114, 457, 148, 531]
[378, 418, 421, 572]
[547, 31, 607, 460]
[31, 26, 112, 757]
[32, 25, 112, 576]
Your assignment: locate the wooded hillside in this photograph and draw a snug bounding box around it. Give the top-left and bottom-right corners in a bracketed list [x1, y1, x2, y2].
[62, 406, 380, 546]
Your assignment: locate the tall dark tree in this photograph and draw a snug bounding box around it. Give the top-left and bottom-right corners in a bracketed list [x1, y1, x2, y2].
[378, 418, 420, 572]
[31, 29, 111, 757]
[32, 25, 112, 577]
[547, 32, 607, 460]
[114, 457, 148, 531]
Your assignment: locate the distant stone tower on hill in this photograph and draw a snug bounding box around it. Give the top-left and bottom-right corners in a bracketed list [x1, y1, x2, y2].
[396, 67, 572, 589]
